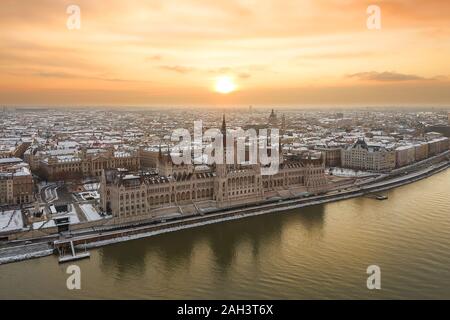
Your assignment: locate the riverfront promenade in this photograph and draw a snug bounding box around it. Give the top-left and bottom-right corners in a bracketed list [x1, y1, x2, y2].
[1, 159, 448, 265]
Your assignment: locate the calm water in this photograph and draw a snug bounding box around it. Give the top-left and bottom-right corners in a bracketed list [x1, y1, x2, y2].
[1, 169, 449, 299]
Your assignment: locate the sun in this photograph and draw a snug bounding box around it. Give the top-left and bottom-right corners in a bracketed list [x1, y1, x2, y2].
[214, 76, 237, 94]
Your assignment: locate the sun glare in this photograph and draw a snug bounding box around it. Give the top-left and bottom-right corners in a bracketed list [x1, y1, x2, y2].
[215, 76, 237, 94]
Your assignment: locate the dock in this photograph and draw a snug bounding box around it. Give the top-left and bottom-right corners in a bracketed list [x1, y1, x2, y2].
[0, 161, 446, 266]
[55, 240, 90, 263]
[365, 193, 388, 200]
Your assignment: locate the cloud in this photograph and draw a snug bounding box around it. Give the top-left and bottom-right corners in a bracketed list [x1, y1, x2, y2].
[35, 71, 74, 79]
[347, 71, 436, 82]
[238, 72, 251, 79]
[159, 65, 193, 74]
[298, 51, 374, 60]
[31, 71, 153, 83]
[159, 65, 253, 79]
[1, 1, 450, 105]
[146, 55, 163, 61]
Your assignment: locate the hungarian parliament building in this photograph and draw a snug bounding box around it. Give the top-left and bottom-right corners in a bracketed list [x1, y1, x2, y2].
[100, 115, 329, 222]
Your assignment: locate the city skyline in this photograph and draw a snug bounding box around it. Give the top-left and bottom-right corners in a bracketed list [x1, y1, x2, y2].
[2, 0, 450, 304]
[1, 0, 450, 107]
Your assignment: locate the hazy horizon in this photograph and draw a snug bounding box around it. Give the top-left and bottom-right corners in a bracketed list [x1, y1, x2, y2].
[4, 105, 450, 113]
[1, 0, 449, 106]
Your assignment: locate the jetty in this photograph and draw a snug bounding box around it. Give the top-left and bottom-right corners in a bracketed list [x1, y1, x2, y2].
[365, 193, 388, 200]
[0, 160, 448, 265]
[54, 239, 90, 263]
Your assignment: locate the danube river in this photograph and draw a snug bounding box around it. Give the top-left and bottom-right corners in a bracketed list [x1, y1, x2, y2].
[1, 169, 449, 299]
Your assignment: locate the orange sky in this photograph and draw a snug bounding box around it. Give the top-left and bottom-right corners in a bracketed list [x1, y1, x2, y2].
[1, 0, 449, 107]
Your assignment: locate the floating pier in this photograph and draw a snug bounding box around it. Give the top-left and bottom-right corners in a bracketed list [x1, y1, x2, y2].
[55, 240, 90, 263]
[365, 193, 388, 200]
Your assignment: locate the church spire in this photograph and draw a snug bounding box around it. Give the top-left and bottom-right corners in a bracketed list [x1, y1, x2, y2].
[221, 114, 226, 134]
[221, 114, 227, 155]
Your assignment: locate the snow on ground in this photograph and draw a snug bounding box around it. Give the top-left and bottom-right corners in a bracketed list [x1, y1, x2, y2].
[44, 185, 58, 202]
[32, 219, 55, 229]
[32, 204, 80, 229]
[327, 168, 378, 178]
[0, 210, 23, 233]
[67, 204, 80, 224]
[37, 181, 50, 192]
[79, 204, 102, 221]
[83, 183, 99, 191]
[78, 191, 100, 201]
[0, 249, 54, 265]
[366, 163, 444, 188]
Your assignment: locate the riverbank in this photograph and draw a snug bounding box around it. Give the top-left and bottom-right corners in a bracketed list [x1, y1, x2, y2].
[74, 161, 450, 250]
[3, 165, 449, 299]
[1, 160, 448, 265]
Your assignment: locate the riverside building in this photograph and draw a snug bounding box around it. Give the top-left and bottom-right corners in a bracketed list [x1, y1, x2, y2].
[100, 117, 329, 221]
[30, 147, 140, 181]
[0, 158, 34, 205]
[341, 139, 396, 172]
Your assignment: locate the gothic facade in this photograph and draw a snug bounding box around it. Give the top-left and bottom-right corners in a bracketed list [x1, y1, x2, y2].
[100, 116, 329, 221]
[33, 147, 139, 181]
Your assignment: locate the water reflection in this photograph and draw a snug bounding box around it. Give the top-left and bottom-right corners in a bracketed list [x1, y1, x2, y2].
[99, 241, 149, 278]
[1, 170, 449, 299]
[99, 230, 199, 278]
[294, 205, 326, 238]
[99, 204, 326, 278]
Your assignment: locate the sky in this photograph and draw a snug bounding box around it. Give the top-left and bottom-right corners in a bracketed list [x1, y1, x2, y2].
[1, 0, 449, 107]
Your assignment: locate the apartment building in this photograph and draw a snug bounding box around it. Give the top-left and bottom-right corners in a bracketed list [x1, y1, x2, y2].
[341, 139, 396, 172]
[0, 158, 34, 205]
[33, 147, 140, 181]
